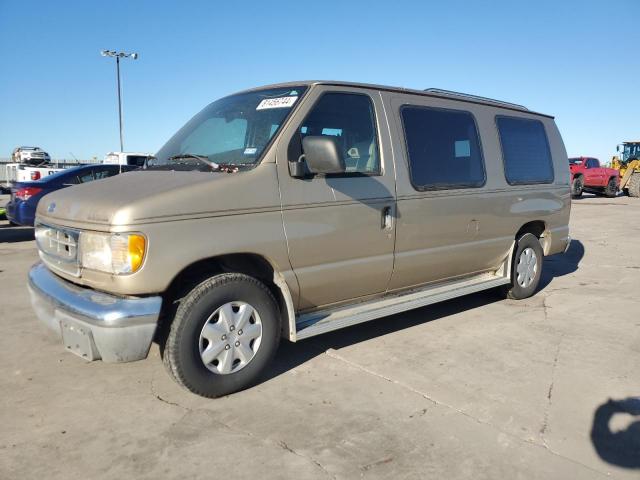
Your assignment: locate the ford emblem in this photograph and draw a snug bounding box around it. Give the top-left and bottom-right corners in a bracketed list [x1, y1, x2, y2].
[47, 202, 56, 213]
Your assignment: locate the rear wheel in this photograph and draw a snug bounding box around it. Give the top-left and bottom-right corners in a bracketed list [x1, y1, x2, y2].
[501, 233, 544, 300]
[604, 177, 618, 198]
[627, 173, 640, 198]
[571, 176, 584, 198]
[163, 273, 281, 398]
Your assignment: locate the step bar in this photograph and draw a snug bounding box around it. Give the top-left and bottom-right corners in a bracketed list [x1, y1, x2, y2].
[293, 255, 512, 341]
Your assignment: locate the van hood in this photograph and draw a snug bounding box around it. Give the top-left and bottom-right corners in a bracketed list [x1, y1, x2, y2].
[35, 165, 280, 228]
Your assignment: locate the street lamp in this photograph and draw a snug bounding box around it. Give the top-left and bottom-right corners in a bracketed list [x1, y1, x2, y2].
[100, 49, 139, 152]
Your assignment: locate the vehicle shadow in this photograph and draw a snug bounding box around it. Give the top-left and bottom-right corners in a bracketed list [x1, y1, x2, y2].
[591, 398, 640, 469]
[0, 224, 35, 243]
[265, 289, 507, 383]
[262, 239, 585, 385]
[538, 239, 584, 290]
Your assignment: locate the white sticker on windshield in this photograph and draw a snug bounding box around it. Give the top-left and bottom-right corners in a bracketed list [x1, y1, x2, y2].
[243, 147, 257, 155]
[256, 96, 298, 110]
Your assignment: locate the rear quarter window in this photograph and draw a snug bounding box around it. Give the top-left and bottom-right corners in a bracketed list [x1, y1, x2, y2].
[496, 116, 554, 185]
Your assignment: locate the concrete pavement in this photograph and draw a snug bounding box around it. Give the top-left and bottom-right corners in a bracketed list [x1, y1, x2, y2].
[1, 193, 638, 479]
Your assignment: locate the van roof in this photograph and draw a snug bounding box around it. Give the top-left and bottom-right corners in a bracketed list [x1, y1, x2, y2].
[237, 80, 553, 118]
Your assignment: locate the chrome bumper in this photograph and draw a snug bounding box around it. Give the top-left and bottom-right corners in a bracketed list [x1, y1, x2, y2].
[28, 262, 162, 363]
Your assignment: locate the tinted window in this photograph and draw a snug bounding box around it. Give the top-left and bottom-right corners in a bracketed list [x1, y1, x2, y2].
[126, 155, 148, 167]
[569, 158, 583, 165]
[497, 117, 553, 184]
[94, 168, 118, 179]
[400, 106, 485, 189]
[300, 93, 379, 174]
[77, 170, 95, 183]
[587, 158, 600, 168]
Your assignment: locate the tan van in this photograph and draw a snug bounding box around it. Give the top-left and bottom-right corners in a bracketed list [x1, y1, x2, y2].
[28, 81, 571, 397]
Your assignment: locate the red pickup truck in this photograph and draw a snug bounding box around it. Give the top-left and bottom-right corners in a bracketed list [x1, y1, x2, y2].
[569, 157, 619, 198]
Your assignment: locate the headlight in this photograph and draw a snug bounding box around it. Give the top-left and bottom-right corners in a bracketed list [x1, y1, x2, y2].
[79, 232, 146, 274]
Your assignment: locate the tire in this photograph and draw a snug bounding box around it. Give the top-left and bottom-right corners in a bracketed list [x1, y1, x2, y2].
[627, 173, 640, 198]
[604, 177, 618, 198]
[571, 175, 584, 198]
[500, 233, 544, 300]
[163, 273, 281, 398]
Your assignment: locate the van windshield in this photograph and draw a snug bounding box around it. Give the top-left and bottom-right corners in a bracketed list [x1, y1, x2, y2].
[152, 86, 307, 169]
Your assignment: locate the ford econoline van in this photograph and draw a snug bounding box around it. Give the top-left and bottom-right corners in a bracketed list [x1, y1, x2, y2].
[28, 81, 571, 397]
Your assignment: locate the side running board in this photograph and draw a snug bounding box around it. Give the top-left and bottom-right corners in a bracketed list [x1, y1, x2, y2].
[293, 257, 512, 342]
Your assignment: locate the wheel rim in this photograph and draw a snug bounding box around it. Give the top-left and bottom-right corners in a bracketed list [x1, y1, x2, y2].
[198, 301, 263, 375]
[516, 247, 538, 288]
[573, 178, 583, 194]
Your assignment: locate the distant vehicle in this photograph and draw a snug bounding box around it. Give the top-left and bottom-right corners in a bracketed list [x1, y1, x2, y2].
[5, 164, 138, 226]
[611, 141, 640, 197]
[3, 164, 66, 188]
[3, 146, 61, 191]
[569, 157, 619, 198]
[11, 146, 51, 165]
[103, 151, 152, 167]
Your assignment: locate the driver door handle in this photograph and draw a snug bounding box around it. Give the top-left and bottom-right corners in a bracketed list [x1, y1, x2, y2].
[382, 206, 393, 230]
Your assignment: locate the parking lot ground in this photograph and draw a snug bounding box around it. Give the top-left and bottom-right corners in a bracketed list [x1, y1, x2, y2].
[1, 193, 639, 479]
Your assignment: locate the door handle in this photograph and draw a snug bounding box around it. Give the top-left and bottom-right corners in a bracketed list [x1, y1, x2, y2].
[381, 206, 393, 230]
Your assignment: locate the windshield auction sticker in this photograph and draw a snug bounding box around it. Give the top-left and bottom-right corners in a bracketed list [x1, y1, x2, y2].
[256, 96, 298, 110]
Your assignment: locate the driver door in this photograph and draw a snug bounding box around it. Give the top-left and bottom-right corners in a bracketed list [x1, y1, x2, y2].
[276, 87, 396, 311]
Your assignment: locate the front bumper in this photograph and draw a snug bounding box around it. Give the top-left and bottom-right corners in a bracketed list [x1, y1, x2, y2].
[28, 262, 162, 363]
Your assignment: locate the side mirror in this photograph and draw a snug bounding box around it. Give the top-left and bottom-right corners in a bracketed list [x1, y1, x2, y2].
[301, 136, 345, 175]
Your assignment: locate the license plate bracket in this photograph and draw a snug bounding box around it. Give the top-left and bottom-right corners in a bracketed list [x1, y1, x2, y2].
[58, 314, 99, 361]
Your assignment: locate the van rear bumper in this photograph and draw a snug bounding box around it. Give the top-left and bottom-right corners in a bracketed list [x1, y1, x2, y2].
[28, 262, 162, 363]
[546, 226, 571, 256]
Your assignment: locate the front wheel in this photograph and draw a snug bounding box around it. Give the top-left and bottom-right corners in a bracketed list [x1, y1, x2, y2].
[571, 176, 584, 198]
[627, 173, 640, 198]
[501, 233, 544, 300]
[604, 177, 618, 198]
[163, 273, 281, 398]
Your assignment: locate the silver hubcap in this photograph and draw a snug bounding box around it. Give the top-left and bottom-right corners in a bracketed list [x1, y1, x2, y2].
[516, 247, 538, 288]
[199, 301, 262, 375]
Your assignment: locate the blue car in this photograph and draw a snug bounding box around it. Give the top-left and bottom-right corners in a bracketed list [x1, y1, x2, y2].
[5, 164, 138, 226]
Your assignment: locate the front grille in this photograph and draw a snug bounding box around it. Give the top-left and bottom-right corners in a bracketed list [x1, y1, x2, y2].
[35, 224, 81, 276]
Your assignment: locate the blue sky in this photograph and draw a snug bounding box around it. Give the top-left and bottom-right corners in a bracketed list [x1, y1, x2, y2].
[1, 0, 638, 162]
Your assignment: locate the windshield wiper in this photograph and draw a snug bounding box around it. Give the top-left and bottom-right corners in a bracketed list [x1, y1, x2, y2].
[167, 154, 239, 173]
[168, 153, 218, 168]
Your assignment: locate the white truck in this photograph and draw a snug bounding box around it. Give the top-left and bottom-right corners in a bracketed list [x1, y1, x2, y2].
[1, 146, 62, 191]
[103, 151, 152, 167]
[11, 146, 51, 164]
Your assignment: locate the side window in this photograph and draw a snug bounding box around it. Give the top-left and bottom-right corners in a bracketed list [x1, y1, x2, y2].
[76, 171, 95, 183]
[496, 116, 554, 185]
[585, 159, 594, 169]
[126, 155, 148, 167]
[590, 158, 600, 168]
[400, 106, 485, 190]
[300, 93, 379, 174]
[94, 168, 118, 179]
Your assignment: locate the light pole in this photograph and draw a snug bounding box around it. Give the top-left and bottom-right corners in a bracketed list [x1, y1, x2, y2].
[100, 50, 139, 152]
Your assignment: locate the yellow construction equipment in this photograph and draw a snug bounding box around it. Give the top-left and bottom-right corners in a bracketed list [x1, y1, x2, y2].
[611, 141, 640, 197]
